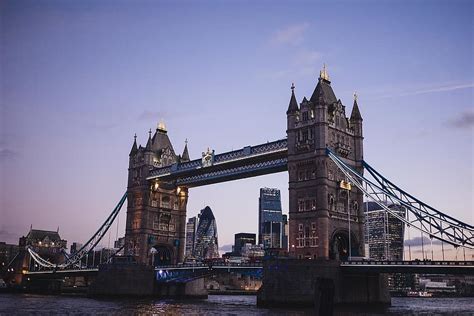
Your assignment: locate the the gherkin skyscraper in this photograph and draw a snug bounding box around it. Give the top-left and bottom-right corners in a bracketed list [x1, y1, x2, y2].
[194, 206, 219, 260]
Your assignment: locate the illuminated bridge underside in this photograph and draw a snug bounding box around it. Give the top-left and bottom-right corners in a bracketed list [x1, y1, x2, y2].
[147, 139, 288, 187]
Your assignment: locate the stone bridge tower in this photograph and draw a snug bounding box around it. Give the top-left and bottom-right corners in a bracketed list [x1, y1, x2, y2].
[125, 123, 189, 265]
[287, 66, 364, 260]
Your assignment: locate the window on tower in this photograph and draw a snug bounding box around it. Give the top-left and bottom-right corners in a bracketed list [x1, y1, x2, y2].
[302, 130, 308, 142]
[302, 111, 309, 121]
[298, 199, 304, 211]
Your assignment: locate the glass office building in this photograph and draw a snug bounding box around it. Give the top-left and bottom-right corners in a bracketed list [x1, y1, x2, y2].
[259, 188, 287, 249]
[194, 206, 219, 260]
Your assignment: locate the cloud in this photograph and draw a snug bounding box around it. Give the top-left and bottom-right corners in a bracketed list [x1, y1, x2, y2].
[258, 49, 323, 81]
[293, 49, 322, 67]
[374, 82, 474, 99]
[269, 23, 310, 46]
[0, 148, 18, 160]
[138, 110, 168, 121]
[405, 236, 442, 247]
[447, 110, 474, 129]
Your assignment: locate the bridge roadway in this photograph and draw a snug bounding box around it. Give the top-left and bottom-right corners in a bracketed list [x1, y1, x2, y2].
[24, 260, 474, 278]
[147, 139, 288, 187]
[340, 260, 474, 274]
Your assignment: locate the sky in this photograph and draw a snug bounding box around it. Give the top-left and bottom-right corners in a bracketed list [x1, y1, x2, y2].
[1, 0, 473, 258]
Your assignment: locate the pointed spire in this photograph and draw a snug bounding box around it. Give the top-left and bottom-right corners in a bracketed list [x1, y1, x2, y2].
[350, 92, 363, 121]
[310, 64, 337, 104]
[286, 83, 299, 114]
[181, 138, 190, 161]
[57, 226, 59, 233]
[30, 224, 32, 231]
[145, 128, 153, 150]
[129, 133, 138, 156]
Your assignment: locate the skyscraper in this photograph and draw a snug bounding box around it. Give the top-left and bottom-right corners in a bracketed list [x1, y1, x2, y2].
[259, 188, 284, 249]
[194, 206, 219, 260]
[234, 233, 256, 255]
[364, 201, 405, 260]
[185, 217, 197, 259]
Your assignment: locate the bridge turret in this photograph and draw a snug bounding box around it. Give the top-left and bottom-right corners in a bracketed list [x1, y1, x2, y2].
[286, 83, 299, 130]
[129, 134, 138, 156]
[287, 65, 365, 261]
[350, 94, 363, 162]
[181, 139, 190, 162]
[125, 121, 187, 267]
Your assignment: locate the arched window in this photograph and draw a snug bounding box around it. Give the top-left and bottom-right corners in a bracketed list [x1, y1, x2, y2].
[161, 196, 170, 208]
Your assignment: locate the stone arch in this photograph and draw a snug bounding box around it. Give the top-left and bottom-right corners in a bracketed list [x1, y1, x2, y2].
[151, 244, 174, 266]
[329, 229, 360, 261]
[206, 280, 220, 290]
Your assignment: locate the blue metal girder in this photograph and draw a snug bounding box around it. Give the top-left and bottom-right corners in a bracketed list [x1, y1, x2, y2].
[147, 139, 288, 187]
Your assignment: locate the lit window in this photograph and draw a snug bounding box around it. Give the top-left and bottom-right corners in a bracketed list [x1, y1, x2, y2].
[298, 200, 304, 211]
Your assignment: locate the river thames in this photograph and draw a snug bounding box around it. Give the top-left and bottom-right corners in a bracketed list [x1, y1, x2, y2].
[0, 294, 473, 315]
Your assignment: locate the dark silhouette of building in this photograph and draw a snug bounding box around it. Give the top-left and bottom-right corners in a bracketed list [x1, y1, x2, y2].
[114, 237, 125, 250]
[185, 216, 197, 259]
[259, 188, 284, 249]
[234, 233, 256, 255]
[0, 242, 19, 271]
[19, 227, 67, 264]
[194, 206, 219, 260]
[70, 242, 83, 254]
[287, 66, 365, 260]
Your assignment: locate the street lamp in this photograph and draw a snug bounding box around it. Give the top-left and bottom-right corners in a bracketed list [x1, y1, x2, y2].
[340, 179, 352, 261]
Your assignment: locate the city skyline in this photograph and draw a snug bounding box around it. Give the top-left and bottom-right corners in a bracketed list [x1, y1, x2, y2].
[1, 1, 472, 258]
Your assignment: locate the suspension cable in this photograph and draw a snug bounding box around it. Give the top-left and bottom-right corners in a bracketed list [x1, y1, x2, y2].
[27, 192, 127, 270]
[326, 149, 474, 250]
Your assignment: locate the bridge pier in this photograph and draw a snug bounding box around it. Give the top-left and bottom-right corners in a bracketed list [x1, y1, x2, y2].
[155, 278, 208, 299]
[257, 259, 390, 310]
[88, 263, 155, 297]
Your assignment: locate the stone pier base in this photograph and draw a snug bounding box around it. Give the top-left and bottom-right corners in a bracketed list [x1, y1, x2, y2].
[88, 263, 154, 297]
[155, 278, 208, 299]
[257, 259, 390, 311]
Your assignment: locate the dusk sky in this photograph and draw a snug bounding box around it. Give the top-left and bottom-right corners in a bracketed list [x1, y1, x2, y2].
[1, 0, 473, 257]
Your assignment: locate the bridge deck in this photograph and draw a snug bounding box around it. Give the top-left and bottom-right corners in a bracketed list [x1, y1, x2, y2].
[341, 260, 474, 274]
[147, 139, 288, 187]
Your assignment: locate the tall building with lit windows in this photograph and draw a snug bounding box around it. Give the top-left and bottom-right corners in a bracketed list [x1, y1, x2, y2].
[258, 188, 286, 249]
[363, 201, 405, 260]
[185, 217, 197, 258]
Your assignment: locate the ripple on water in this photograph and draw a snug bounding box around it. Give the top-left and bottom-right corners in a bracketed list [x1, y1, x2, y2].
[0, 294, 473, 315]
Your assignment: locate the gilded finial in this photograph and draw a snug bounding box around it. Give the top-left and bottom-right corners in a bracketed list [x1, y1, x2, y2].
[134, 133, 137, 141]
[353, 91, 358, 101]
[185, 138, 188, 145]
[157, 120, 167, 132]
[149, 128, 152, 137]
[319, 63, 329, 81]
[291, 83, 295, 91]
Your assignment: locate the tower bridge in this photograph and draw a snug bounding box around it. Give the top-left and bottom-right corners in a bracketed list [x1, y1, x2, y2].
[125, 67, 366, 266]
[10, 66, 473, 306]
